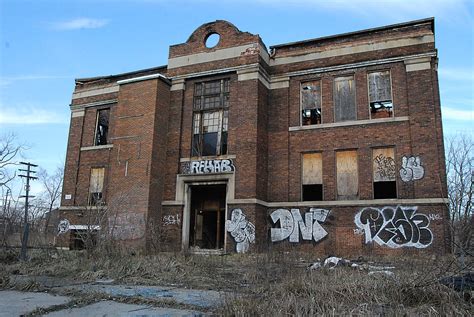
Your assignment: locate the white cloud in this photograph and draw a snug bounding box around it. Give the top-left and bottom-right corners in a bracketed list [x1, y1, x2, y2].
[0, 106, 67, 125]
[53, 18, 109, 30]
[438, 67, 474, 82]
[442, 106, 474, 121]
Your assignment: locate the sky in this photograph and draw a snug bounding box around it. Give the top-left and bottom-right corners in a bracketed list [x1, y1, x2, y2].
[0, 0, 473, 196]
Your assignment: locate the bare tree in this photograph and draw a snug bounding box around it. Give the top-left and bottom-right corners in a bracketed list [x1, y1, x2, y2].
[0, 133, 26, 191]
[445, 133, 473, 254]
[37, 165, 63, 234]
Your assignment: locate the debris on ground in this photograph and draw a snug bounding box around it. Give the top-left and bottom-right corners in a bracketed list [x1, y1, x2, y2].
[308, 256, 396, 276]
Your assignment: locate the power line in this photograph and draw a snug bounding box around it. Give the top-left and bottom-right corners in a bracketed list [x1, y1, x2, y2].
[18, 161, 38, 261]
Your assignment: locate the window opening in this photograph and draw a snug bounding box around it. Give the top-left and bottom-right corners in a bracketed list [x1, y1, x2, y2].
[89, 167, 105, 205]
[373, 147, 397, 199]
[205, 33, 220, 48]
[94, 108, 110, 146]
[368, 71, 393, 119]
[301, 81, 322, 125]
[336, 150, 358, 200]
[334, 76, 356, 122]
[192, 79, 229, 157]
[302, 153, 323, 201]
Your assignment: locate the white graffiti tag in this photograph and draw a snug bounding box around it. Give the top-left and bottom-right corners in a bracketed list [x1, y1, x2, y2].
[163, 214, 181, 226]
[225, 209, 255, 253]
[354, 206, 433, 248]
[270, 208, 330, 243]
[400, 156, 424, 182]
[57, 219, 70, 235]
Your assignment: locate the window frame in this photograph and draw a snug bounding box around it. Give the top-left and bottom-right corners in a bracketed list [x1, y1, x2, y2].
[333, 75, 357, 123]
[93, 108, 110, 146]
[191, 78, 230, 157]
[300, 80, 323, 126]
[367, 70, 394, 119]
[88, 166, 105, 205]
[372, 146, 398, 199]
[301, 152, 323, 201]
[335, 149, 359, 201]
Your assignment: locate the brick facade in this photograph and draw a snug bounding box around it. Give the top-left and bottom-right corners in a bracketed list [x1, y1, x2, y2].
[59, 18, 450, 255]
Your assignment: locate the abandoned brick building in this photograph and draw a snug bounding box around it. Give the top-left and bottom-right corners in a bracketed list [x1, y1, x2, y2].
[59, 18, 450, 255]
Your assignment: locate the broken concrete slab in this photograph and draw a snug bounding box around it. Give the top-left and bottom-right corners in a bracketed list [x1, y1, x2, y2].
[54, 284, 223, 308]
[44, 300, 203, 317]
[0, 290, 70, 317]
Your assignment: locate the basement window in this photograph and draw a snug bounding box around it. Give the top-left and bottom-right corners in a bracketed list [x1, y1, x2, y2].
[336, 150, 358, 200]
[334, 76, 356, 122]
[94, 108, 110, 146]
[301, 81, 322, 125]
[302, 153, 323, 201]
[368, 71, 393, 119]
[88, 167, 105, 205]
[373, 147, 397, 199]
[192, 79, 229, 157]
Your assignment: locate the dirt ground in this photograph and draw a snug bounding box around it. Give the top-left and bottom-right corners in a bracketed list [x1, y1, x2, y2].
[1, 248, 472, 316]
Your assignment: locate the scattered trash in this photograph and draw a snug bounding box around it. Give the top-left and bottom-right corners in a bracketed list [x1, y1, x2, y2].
[308, 256, 396, 276]
[368, 270, 395, 277]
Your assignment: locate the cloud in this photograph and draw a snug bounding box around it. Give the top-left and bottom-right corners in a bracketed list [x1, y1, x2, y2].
[442, 106, 474, 121]
[438, 67, 474, 82]
[0, 106, 67, 125]
[53, 18, 108, 30]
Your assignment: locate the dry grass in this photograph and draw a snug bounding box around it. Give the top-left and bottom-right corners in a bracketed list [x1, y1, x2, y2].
[1, 248, 472, 315]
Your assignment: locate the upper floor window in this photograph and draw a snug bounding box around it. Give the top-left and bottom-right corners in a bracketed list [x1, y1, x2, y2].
[368, 71, 393, 119]
[301, 81, 322, 125]
[89, 167, 105, 205]
[334, 76, 356, 122]
[192, 79, 229, 157]
[94, 108, 110, 146]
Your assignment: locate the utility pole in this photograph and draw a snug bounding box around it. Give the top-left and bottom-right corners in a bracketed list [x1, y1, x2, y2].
[18, 162, 38, 261]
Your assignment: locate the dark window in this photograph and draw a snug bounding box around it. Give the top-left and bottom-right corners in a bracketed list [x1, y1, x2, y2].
[368, 71, 393, 119]
[302, 153, 323, 201]
[94, 109, 110, 145]
[334, 76, 356, 122]
[301, 81, 322, 125]
[373, 148, 397, 198]
[192, 79, 229, 157]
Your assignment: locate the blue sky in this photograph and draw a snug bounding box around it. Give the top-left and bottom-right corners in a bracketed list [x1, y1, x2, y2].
[0, 0, 473, 195]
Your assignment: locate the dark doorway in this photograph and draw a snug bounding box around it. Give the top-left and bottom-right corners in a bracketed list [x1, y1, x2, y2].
[189, 184, 226, 250]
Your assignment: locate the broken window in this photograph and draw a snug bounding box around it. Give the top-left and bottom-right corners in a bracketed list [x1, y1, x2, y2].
[94, 108, 110, 146]
[192, 79, 229, 157]
[302, 153, 323, 201]
[334, 76, 356, 122]
[89, 167, 105, 205]
[336, 150, 358, 200]
[373, 147, 397, 199]
[301, 81, 322, 125]
[368, 71, 393, 119]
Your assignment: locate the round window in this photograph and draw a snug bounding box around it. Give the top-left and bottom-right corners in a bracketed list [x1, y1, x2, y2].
[205, 33, 220, 48]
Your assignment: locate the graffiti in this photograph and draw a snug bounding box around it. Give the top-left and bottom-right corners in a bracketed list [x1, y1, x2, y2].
[241, 43, 260, 56]
[163, 214, 181, 226]
[181, 159, 235, 174]
[225, 209, 255, 253]
[270, 208, 330, 243]
[57, 219, 70, 235]
[400, 156, 424, 182]
[354, 206, 432, 248]
[109, 213, 145, 240]
[374, 154, 396, 180]
[353, 228, 364, 235]
[428, 213, 442, 221]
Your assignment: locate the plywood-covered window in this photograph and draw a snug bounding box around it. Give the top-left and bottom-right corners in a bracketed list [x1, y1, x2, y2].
[368, 71, 393, 119]
[89, 167, 105, 205]
[192, 79, 229, 157]
[301, 81, 322, 125]
[302, 153, 323, 201]
[334, 76, 356, 122]
[336, 150, 358, 200]
[372, 147, 397, 199]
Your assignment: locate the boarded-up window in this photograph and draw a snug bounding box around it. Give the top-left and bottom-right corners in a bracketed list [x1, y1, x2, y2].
[302, 153, 323, 201]
[368, 71, 393, 119]
[334, 76, 356, 122]
[89, 167, 105, 205]
[94, 109, 110, 146]
[301, 81, 322, 125]
[336, 151, 358, 200]
[373, 148, 397, 199]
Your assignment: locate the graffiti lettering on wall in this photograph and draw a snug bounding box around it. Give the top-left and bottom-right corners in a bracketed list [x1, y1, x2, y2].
[225, 209, 255, 253]
[163, 214, 181, 226]
[354, 206, 433, 248]
[181, 159, 235, 174]
[57, 219, 70, 235]
[400, 156, 424, 182]
[428, 213, 442, 221]
[109, 213, 145, 240]
[374, 153, 396, 180]
[270, 208, 330, 243]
